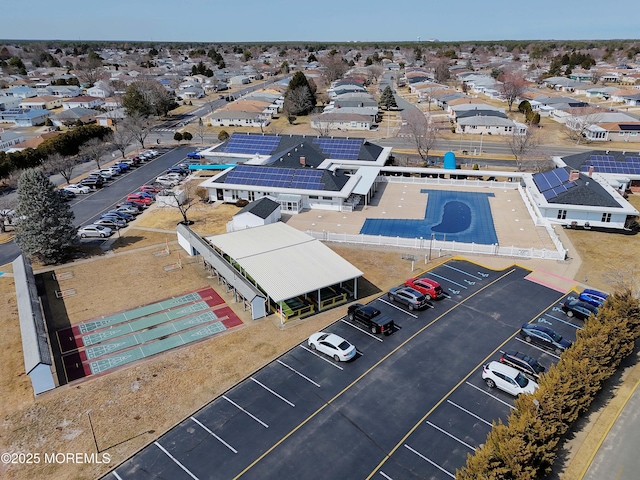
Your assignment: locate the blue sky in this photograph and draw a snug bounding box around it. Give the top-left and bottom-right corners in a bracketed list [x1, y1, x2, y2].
[2, 0, 639, 43]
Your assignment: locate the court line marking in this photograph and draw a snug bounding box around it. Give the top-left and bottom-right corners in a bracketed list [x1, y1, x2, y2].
[446, 400, 493, 427]
[465, 382, 516, 410]
[442, 264, 484, 280]
[404, 444, 455, 478]
[154, 441, 200, 480]
[277, 360, 321, 387]
[340, 319, 384, 342]
[222, 396, 269, 428]
[300, 345, 344, 370]
[234, 268, 518, 480]
[426, 421, 476, 451]
[250, 377, 295, 407]
[191, 416, 238, 454]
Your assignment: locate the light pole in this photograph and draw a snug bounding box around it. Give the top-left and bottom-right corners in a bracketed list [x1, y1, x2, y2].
[479, 132, 483, 155]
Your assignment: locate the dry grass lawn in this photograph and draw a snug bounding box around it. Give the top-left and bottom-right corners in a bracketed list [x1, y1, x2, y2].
[0, 187, 638, 479]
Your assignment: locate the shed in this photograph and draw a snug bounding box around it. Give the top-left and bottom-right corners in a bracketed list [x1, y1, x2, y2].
[229, 197, 281, 231]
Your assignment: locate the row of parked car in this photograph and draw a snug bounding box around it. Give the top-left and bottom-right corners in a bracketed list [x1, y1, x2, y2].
[482, 288, 608, 397]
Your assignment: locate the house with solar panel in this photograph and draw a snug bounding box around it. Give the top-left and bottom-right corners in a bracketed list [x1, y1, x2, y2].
[520, 151, 639, 231]
[197, 133, 392, 213]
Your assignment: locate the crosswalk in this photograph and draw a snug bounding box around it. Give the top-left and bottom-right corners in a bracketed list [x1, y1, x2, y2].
[153, 127, 176, 132]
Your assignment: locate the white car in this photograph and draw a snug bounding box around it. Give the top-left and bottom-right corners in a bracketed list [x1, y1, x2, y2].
[64, 184, 91, 194]
[78, 224, 113, 238]
[482, 361, 538, 396]
[308, 332, 356, 362]
[97, 169, 114, 179]
[155, 175, 179, 187]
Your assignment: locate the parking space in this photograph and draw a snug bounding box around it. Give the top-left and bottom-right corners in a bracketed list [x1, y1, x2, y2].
[106, 260, 576, 480]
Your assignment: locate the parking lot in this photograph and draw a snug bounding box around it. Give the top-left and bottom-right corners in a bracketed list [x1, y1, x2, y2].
[102, 258, 586, 480]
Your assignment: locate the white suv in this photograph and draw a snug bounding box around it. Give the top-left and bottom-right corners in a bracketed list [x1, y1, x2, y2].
[481, 361, 538, 396]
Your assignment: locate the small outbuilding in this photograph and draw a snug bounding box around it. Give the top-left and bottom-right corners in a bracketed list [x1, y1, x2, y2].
[227, 197, 281, 232]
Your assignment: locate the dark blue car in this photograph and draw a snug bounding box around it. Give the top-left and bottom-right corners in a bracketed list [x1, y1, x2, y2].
[579, 289, 608, 307]
[520, 323, 572, 354]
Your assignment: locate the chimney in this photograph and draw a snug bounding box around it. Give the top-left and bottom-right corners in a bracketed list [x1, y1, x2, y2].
[588, 166, 594, 177]
[569, 170, 580, 181]
[300, 156, 306, 166]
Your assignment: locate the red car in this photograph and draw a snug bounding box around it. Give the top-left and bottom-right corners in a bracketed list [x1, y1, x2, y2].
[126, 193, 153, 205]
[139, 184, 161, 194]
[404, 277, 444, 300]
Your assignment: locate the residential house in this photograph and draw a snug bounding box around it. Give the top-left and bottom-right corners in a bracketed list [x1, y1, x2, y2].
[0, 131, 25, 151]
[3, 86, 37, 99]
[95, 107, 126, 127]
[0, 108, 50, 126]
[311, 112, 374, 131]
[51, 107, 97, 126]
[583, 122, 640, 142]
[229, 75, 251, 85]
[456, 115, 526, 135]
[62, 95, 103, 110]
[40, 85, 81, 97]
[19, 95, 63, 110]
[87, 81, 114, 98]
[0, 97, 21, 111]
[227, 197, 282, 232]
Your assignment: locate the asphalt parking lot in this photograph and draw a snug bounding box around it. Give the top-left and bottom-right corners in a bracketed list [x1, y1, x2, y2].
[105, 259, 583, 480]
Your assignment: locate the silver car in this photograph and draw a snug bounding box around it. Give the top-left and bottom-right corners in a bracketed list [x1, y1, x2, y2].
[78, 224, 113, 238]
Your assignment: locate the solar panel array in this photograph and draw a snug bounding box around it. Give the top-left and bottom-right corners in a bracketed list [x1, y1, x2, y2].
[580, 155, 640, 175]
[225, 165, 325, 190]
[532, 168, 578, 201]
[312, 138, 362, 160]
[221, 134, 281, 155]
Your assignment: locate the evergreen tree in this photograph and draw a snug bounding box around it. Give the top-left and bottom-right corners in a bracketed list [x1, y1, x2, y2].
[379, 86, 398, 110]
[14, 169, 77, 264]
[283, 71, 316, 116]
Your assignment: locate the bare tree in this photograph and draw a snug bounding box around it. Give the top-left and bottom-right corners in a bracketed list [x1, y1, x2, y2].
[74, 56, 104, 87]
[310, 113, 340, 136]
[320, 55, 349, 83]
[110, 125, 134, 158]
[499, 71, 528, 111]
[565, 106, 604, 144]
[80, 136, 113, 170]
[434, 59, 451, 84]
[122, 112, 153, 149]
[164, 180, 201, 225]
[196, 117, 207, 144]
[368, 65, 384, 84]
[504, 128, 543, 171]
[283, 86, 314, 122]
[404, 110, 439, 162]
[46, 153, 82, 184]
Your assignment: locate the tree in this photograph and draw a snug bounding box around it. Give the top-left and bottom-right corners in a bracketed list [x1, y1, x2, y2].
[505, 128, 543, 171]
[45, 152, 82, 184]
[14, 168, 77, 264]
[499, 71, 527, 111]
[75, 54, 103, 87]
[404, 111, 439, 162]
[122, 79, 177, 118]
[196, 118, 207, 144]
[174, 132, 183, 144]
[182, 131, 193, 142]
[167, 180, 201, 225]
[320, 55, 348, 83]
[565, 106, 603, 144]
[283, 72, 316, 116]
[218, 130, 230, 142]
[110, 125, 134, 158]
[310, 113, 340, 136]
[434, 59, 451, 83]
[378, 86, 398, 111]
[121, 112, 153, 149]
[368, 65, 384, 84]
[80, 136, 113, 170]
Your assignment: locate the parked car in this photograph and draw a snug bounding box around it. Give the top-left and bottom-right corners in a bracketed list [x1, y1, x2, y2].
[101, 211, 132, 223]
[161, 172, 184, 180]
[308, 332, 356, 362]
[93, 218, 126, 229]
[126, 193, 153, 205]
[155, 175, 180, 187]
[561, 299, 598, 320]
[166, 166, 189, 176]
[482, 361, 539, 396]
[499, 350, 546, 379]
[387, 286, 431, 311]
[57, 189, 75, 201]
[113, 205, 140, 216]
[404, 277, 444, 300]
[579, 289, 608, 307]
[139, 184, 161, 194]
[115, 162, 130, 171]
[187, 151, 203, 159]
[120, 158, 138, 167]
[80, 177, 104, 189]
[78, 224, 113, 238]
[519, 323, 572, 354]
[347, 303, 395, 335]
[88, 171, 110, 181]
[106, 210, 134, 221]
[97, 169, 114, 179]
[116, 201, 146, 211]
[63, 184, 91, 195]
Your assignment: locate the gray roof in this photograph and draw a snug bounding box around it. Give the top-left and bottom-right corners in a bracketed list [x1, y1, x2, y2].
[547, 170, 622, 207]
[236, 197, 280, 219]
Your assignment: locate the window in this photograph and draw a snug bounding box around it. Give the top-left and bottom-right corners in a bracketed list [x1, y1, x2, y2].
[309, 195, 318, 199]
[231, 190, 239, 200]
[632, 132, 638, 136]
[322, 196, 332, 200]
[602, 212, 611, 222]
[557, 210, 567, 220]
[619, 131, 625, 136]
[248, 191, 255, 201]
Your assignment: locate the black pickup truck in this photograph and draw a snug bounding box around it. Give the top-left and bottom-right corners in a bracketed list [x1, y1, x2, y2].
[347, 303, 395, 335]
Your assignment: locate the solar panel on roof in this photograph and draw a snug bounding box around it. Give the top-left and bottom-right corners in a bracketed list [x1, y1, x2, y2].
[312, 138, 362, 160]
[221, 134, 281, 155]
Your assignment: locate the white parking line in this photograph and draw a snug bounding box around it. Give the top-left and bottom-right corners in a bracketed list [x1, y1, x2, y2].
[377, 298, 419, 318]
[443, 264, 484, 280]
[339, 319, 384, 341]
[154, 441, 200, 480]
[426, 421, 476, 451]
[464, 382, 515, 410]
[404, 444, 455, 478]
[544, 313, 583, 330]
[446, 400, 493, 427]
[190, 416, 238, 453]
[514, 337, 561, 359]
[299, 345, 344, 370]
[222, 396, 269, 428]
[277, 360, 321, 387]
[378, 471, 394, 480]
[250, 377, 295, 407]
[426, 272, 468, 289]
[112, 472, 124, 480]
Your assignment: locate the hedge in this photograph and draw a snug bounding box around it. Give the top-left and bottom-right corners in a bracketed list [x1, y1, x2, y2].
[457, 289, 640, 479]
